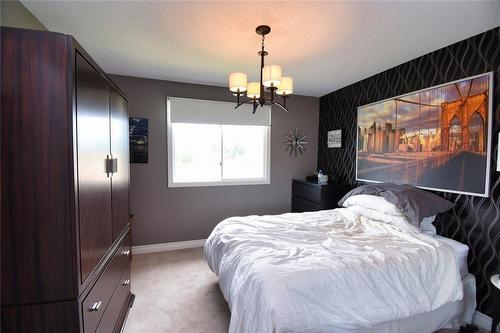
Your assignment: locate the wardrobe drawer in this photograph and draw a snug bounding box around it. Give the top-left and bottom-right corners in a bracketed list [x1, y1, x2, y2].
[82, 233, 130, 333]
[95, 265, 131, 333]
[117, 232, 131, 264]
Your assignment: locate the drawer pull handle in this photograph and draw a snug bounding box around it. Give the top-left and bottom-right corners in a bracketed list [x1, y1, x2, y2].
[89, 301, 102, 312]
[121, 279, 130, 286]
[122, 250, 130, 256]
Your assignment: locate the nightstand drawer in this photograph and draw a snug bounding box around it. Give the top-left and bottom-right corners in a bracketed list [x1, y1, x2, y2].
[291, 179, 351, 213]
[292, 196, 323, 212]
[292, 181, 322, 203]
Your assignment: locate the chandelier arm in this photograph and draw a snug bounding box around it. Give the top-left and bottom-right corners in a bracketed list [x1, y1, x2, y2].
[272, 101, 289, 112]
[281, 95, 289, 108]
[234, 98, 256, 109]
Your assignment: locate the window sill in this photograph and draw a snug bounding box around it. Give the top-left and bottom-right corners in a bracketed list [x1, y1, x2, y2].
[168, 179, 270, 188]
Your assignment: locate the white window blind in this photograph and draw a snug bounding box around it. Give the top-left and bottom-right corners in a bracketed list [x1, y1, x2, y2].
[168, 97, 271, 126]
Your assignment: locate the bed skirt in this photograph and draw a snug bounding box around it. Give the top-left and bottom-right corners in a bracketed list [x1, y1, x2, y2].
[343, 273, 476, 333]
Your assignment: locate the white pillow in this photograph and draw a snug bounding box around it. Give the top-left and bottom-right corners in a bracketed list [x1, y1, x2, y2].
[420, 215, 437, 235]
[342, 194, 404, 216]
[346, 205, 421, 233]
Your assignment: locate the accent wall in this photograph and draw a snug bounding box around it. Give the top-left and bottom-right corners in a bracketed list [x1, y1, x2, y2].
[317, 27, 499, 316]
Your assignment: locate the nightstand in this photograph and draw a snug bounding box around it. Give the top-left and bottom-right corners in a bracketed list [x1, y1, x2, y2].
[492, 274, 500, 333]
[291, 178, 351, 213]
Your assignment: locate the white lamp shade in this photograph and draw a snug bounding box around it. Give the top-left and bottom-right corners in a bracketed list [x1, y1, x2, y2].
[229, 72, 248, 92]
[247, 82, 260, 99]
[262, 65, 282, 87]
[277, 76, 293, 95]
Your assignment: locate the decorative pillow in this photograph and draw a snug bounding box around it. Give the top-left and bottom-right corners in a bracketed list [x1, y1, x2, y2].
[420, 215, 437, 235]
[342, 194, 404, 216]
[338, 183, 455, 226]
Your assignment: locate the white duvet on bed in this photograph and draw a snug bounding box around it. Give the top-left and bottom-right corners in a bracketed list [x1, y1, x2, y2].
[204, 207, 463, 333]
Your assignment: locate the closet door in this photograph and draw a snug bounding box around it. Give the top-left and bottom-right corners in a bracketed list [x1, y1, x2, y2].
[110, 89, 130, 240]
[76, 53, 113, 282]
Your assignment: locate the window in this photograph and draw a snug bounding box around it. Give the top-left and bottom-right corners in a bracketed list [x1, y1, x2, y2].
[167, 97, 271, 187]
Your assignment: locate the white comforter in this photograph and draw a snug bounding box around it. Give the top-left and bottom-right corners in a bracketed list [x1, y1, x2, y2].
[204, 207, 463, 333]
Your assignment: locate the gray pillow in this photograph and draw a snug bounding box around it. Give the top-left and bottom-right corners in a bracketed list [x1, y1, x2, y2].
[338, 183, 455, 226]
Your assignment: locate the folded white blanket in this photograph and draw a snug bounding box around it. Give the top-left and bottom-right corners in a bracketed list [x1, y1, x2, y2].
[204, 207, 463, 333]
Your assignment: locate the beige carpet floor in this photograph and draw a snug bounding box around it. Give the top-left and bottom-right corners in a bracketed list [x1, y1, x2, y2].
[123, 247, 230, 333]
[123, 247, 467, 333]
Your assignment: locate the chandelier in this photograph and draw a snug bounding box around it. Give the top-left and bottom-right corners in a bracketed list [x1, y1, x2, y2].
[228, 25, 293, 113]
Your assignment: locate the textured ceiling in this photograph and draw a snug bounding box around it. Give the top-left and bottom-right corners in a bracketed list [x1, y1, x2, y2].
[22, 1, 500, 97]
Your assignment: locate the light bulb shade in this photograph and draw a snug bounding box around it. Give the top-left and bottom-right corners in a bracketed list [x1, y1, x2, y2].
[247, 82, 260, 99]
[277, 76, 293, 95]
[229, 72, 248, 93]
[262, 65, 282, 87]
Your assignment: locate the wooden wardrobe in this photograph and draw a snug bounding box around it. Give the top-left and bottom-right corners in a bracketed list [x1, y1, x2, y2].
[1, 27, 134, 332]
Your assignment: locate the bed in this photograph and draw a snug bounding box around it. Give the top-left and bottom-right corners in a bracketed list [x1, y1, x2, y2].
[204, 186, 476, 333]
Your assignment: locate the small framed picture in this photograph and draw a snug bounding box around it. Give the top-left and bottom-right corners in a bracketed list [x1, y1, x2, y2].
[129, 117, 149, 163]
[327, 129, 342, 148]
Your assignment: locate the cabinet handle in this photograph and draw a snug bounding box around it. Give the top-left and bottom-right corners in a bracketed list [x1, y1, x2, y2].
[89, 301, 102, 312]
[122, 250, 130, 256]
[121, 279, 130, 286]
[105, 155, 118, 176]
[106, 155, 111, 177]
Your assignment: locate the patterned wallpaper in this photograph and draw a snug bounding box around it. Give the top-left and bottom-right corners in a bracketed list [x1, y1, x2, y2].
[318, 27, 499, 315]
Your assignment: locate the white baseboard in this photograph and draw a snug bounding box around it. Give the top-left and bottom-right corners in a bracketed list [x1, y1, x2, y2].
[473, 310, 492, 331]
[132, 239, 206, 254]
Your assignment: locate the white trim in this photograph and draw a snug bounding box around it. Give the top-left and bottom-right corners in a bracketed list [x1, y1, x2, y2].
[166, 97, 272, 188]
[497, 133, 500, 172]
[132, 239, 206, 254]
[168, 178, 271, 188]
[472, 310, 492, 331]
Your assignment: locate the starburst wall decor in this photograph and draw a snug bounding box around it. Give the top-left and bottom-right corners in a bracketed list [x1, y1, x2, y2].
[284, 128, 308, 157]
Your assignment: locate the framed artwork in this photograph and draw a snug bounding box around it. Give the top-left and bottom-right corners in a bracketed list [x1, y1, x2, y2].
[356, 72, 493, 197]
[129, 117, 149, 163]
[327, 129, 342, 148]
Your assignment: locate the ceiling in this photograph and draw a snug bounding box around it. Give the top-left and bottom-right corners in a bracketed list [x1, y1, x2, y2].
[23, 1, 500, 97]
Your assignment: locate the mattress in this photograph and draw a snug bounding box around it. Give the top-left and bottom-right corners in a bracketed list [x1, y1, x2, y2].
[433, 235, 469, 278]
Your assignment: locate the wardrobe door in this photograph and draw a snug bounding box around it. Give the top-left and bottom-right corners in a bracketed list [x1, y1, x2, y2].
[110, 89, 130, 240]
[76, 52, 113, 282]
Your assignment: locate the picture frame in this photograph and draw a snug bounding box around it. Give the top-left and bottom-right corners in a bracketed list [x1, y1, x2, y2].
[327, 129, 342, 148]
[129, 117, 149, 163]
[356, 72, 493, 197]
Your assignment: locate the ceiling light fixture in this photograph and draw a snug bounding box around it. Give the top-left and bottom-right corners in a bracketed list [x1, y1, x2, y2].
[228, 25, 293, 113]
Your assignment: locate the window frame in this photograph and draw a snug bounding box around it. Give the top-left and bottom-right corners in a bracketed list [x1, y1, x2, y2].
[167, 98, 271, 188]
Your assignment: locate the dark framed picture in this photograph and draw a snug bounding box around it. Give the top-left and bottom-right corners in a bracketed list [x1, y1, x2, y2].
[129, 117, 149, 163]
[356, 72, 493, 197]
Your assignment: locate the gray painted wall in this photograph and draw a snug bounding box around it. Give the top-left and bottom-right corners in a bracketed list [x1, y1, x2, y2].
[110, 75, 319, 246]
[1, 0, 47, 30]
